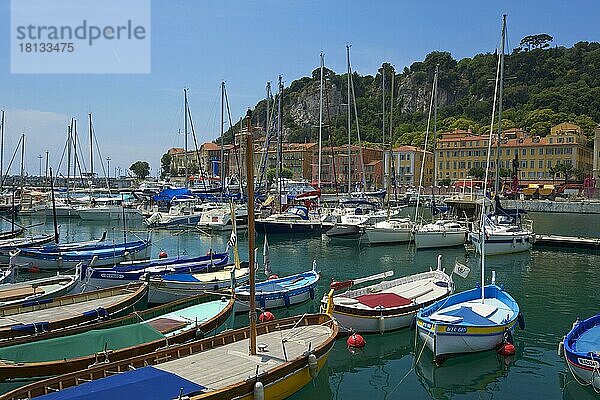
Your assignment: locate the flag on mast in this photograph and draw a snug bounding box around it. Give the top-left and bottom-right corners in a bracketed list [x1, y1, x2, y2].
[453, 259, 470, 278]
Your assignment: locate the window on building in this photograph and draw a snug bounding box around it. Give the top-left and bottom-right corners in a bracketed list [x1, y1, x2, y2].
[446, 162, 450, 169]
[521, 160, 527, 168]
[467, 162, 471, 168]
[539, 148, 543, 155]
[530, 160, 534, 168]
[453, 161, 457, 169]
[498, 149, 502, 156]
[547, 160, 552, 168]
[407, 154, 411, 160]
[538, 160, 543, 168]
[530, 148, 535, 155]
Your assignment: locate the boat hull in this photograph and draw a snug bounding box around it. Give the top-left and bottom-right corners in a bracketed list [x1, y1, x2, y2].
[563, 313, 600, 389]
[235, 272, 319, 313]
[147, 267, 249, 304]
[78, 208, 143, 221]
[416, 285, 520, 358]
[14, 242, 151, 270]
[414, 230, 466, 249]
[417, 320, 517, 357]
[469, 232, 533, 255]
[365, 227, 411, 244]
[255, 220, 331, 234]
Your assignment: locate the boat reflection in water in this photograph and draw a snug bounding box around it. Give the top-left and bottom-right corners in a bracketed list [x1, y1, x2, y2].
[307, 330, 424, 399]
[559, 371, 599, 400]
[415, 349, 511, 399]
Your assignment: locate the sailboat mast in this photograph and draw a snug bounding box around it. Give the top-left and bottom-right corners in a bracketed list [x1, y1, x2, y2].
[89, 113, 93, 177]
[67, 123, 72, 189]
[388, 70, 395, 201]
[220, 82, 225, 190]
[0, 110, 4, 190]
[244, 109, 257, 356]
[382, 68, 386, 190]
[414, 69, 437, 223]
[19, 133, 25, 191]
[349, 60, 366, 191]
[277, 76, 283, 212]
[433, 64, 439, 186]
[184, 88, 189, 188]
[346, 45, 352, 194]
[481, 16, 505, 302]
[494, 14, 507, 196]
[73, 119, 77, 190]
[318, 52, 324, 191]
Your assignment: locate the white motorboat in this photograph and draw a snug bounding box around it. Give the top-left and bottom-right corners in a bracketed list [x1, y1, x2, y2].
[469, 217, 534, 256]
[197, 204, 248, 231]
[77, 197, 143, 221]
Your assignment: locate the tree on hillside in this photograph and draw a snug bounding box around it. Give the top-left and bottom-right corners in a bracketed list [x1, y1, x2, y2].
[129, 161, 150, 179]
[160, 153, 172, 178]
[519, 34, 553, 51]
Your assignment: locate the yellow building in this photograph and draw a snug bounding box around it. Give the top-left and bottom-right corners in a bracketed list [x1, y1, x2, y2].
[385, 145, 434, 187]
[435, 124, 593, 183]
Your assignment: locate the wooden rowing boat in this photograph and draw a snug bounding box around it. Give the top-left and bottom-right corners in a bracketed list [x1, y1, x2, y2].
[0, 282, 148, 341]
[0, 292, 234, 380]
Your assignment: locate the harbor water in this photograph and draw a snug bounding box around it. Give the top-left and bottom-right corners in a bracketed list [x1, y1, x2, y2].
[6, 209, 600, 400]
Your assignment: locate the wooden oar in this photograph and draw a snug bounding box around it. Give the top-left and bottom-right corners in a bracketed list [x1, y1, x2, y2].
[330, 270, 394, 291]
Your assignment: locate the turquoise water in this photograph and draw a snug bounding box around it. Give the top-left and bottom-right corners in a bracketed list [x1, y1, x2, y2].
[5, 209, 600, 399]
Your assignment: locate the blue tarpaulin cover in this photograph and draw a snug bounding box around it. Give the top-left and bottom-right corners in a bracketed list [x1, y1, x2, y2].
[37, 366, 206, 400]
[152, 188, 192, 203]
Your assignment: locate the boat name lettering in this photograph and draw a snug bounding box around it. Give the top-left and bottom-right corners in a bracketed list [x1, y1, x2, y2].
[578, 358, 600, 368]
[100, 273, 125, 279]
[445, 326, 467, 333]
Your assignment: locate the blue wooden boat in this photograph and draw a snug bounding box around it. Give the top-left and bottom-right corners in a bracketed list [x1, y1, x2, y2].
[13, 240, 151, 270]
[562, 313, 600, 390]
[234, 263, 320, 312]
[416, 283, 522, 360]
[81, 251, 230, 289]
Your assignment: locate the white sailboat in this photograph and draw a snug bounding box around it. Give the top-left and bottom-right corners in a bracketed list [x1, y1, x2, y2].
[416, 15, 524, 361]
[413, 65, 468, 249]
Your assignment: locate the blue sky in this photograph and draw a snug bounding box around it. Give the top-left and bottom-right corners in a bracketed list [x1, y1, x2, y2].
[0, 0, 598, 177]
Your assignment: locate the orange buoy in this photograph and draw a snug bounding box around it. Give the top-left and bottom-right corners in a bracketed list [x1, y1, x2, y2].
[158, 251, 168, 259]
[497, 342, 516, 356]
[28, 266, 40, 273]
[347, 333, 366, 348]
[268, 274, 279, 280]
[259, 311, 275, 322]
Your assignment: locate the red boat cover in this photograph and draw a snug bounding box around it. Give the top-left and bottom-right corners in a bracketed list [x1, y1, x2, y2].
[356, 293, 411, 309]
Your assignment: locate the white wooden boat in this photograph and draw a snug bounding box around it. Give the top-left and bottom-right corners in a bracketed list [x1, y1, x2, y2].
[0, 269, 80, 307]
[147, 264, 250, 304]
[414, 220, 468, 249]
[322, 257, 453, 333]
[365, 218, 414, 244]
